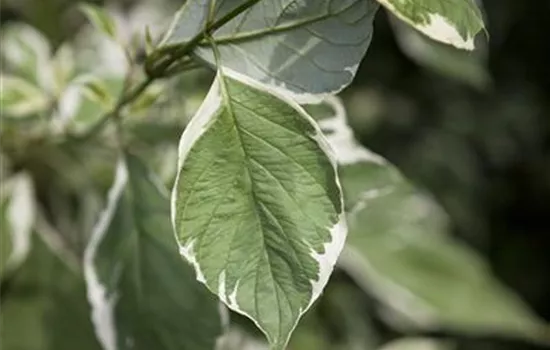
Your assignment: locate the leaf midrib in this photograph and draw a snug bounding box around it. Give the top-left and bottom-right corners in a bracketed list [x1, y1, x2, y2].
[216, 73, 287, 343]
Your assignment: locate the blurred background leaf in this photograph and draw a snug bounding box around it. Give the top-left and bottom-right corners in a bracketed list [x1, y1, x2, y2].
[339, 162, 548, 343]
[83, 154, 222, 350]
[388, 16, 490, 90]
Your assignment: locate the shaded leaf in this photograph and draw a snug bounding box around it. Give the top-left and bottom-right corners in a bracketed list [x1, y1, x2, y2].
[163, 0, 379, 100]
[84, 154, 222, 350]
[162, 1, 210, 44]
[172, 71, 346, 349]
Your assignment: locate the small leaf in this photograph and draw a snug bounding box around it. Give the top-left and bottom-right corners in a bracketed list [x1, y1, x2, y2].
[172, 71, 346, 349]
[0, 173, 36, 277]
[376, 0, 485, 50]
[79, 3, 118, 40]
[162, 0, 380, 101]
[0, 74, 50, 117]
[84, 154, 222, 350]
[316, 98, 549, 344]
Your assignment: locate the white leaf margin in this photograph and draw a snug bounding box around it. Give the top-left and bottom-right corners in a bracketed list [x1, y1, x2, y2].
[316, 95, 387, 166]
[306, 95, 440, 327]
[2, 173, 36, 272]
[85, 156, 227, 350]
[84, 159, 128, 350]
[376, 0, 483, 50]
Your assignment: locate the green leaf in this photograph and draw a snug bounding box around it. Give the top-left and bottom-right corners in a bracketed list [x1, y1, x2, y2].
[390, 15, 490, 89]
[317, 98, 549, 343]
[79, 3, 118, 40]
[163, 0, 379, 100]
[0, 173, 36, 277]
[0, 74, 50, 117]
[172, 71, 346, 349]
[0, 234, 102, 350]
[84, 154, 222, 350]
[0, 23, 52, 87]
[376, 0, 485, 50]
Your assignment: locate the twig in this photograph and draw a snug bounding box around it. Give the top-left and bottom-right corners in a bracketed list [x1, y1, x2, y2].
[73, 0, 262, 141]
